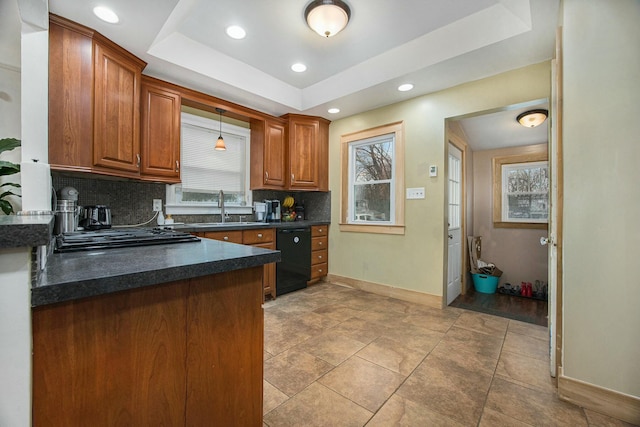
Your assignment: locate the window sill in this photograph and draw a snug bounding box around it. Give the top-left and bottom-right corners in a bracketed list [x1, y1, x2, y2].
[339, 223, 405, 235]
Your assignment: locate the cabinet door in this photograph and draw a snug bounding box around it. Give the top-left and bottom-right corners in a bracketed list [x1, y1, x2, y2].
[203, 230, 243, 244]
[93, 42, 142, 174]
[254, 241, 276, 300]
[288, 117, 320, 189]
[264, 120, 287, 187]
[140, 79, 181, 182]
[48, 18, 94, 171]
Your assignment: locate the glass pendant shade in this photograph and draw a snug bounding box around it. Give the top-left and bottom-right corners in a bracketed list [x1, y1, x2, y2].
[215, 108, 226, 151]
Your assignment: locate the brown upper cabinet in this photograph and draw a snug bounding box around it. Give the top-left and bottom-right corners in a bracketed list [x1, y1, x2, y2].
[251, 114, 330, 192]
[284, 114, 330, 191]
[49, 15, 147, 180]
[140, 77, 181, 183]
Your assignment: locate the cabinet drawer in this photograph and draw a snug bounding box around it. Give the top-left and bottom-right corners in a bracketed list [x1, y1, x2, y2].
[203, 230, 243, 244]
[311, 225, 328, 237]
[311, 249, 328, 265]
[311, 236, 328, 251]
[310, 263, 328, 279]
[242, 228, 274, 245]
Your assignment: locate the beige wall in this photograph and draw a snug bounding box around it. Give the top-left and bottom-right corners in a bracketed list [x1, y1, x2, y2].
[328, 62, 551, 300]
[472, 144, 548, 289]
[561, 0, 640, 397]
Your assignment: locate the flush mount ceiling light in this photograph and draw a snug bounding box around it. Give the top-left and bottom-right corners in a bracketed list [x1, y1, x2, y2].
[398, 83, 414, 92]
[226, 25, 246, 40]
[328, 108, 340, 114]
[517, 109, 548, 128]
[93, 6, 119, 24]
[305, 0, 351, 38]
[291, 63, 307, 72]
[215, 108, 226, 151]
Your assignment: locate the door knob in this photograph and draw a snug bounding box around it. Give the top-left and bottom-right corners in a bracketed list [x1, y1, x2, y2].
[540, 236, 555, 246]
[448, 234, 453, 239]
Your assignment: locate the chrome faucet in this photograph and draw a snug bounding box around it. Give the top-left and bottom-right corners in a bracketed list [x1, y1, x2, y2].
[218, 189, 225, 223]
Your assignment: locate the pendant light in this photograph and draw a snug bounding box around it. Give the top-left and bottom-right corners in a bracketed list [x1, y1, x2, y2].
[516, 109, 548, 128]
[215, 108, 226, 151]
[305, 0, 351, 37]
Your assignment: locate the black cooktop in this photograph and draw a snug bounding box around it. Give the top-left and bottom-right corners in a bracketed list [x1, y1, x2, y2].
[55, 228, 200, 252]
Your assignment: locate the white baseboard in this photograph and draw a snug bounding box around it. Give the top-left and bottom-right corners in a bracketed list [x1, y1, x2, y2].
[558, 367, 640, 425]
[326, 274, 442, 309]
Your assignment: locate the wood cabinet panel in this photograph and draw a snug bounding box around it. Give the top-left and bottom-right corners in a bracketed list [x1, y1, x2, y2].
[242, 228, 274, 245]
[186, 268, 263, 425]
[250, 117, 287, 190]
[311, 248, 328, 265]
[203, 230, 243, 244]
[140, 77, 181, 182]
[93, 42, 142, 174]
[32, 281, 188, 426]
[254, 241, 277, 300]
[282, 114, 330, 191]
[310, 262, 329, 279]
[48, 17, 94, 171]
[311, 225, 328, 237]
[311, 236, 328, 251]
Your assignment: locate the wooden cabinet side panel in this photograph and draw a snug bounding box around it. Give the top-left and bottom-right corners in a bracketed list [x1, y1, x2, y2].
[186, 268, 264, 425]
[32, 282, 188, 427]
[48, 22, 94, 170]
[140, 81, 181, 181]
[93, 42, 141, 173]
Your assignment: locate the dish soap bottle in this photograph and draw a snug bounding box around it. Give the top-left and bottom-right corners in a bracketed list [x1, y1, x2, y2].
[157, 210, 165, 225]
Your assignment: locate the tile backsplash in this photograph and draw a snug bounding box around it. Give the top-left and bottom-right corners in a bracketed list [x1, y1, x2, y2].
[52, 173, 331, 226]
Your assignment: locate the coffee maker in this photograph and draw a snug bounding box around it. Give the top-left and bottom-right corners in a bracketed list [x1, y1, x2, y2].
[264, 200, 281, 222]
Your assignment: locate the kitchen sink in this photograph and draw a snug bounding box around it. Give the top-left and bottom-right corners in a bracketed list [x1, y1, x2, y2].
[188, 222, 265, 228]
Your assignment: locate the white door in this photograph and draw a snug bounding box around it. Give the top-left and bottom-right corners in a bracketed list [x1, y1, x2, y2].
[447, 144, 462, 305]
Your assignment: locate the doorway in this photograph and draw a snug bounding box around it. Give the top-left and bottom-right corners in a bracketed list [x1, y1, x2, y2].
[444, 100, 551, 327]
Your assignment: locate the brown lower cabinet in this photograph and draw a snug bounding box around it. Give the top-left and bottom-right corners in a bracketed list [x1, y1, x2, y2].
[309, 225, 329, 283]
[32, 267, 263, 426]
[201, 229, 276, 300]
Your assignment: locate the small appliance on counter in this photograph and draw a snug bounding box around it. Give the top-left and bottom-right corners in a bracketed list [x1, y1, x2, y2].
[54, 186, 81, 235]
[264, 199, 281, 222]
[253, 201, 267, 222]
[294, 203, 305, 221]
[80, 205, 112, 230]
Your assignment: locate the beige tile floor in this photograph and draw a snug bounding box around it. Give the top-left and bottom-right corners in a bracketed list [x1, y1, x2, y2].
[263, 282, 636, 427]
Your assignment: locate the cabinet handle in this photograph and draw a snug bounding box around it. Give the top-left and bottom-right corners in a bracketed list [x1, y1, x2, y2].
[318, 255, 322, 259]
[318, 241, 323, 246]
[291, 173, 295, 182]
[318, 228, 323, 232]
[176, 160, 179, 172]
[265, 171, 269, 180]
[257, 233, 263, 238]
[223, 236, 229, 241]
[136, 154, 140, 168]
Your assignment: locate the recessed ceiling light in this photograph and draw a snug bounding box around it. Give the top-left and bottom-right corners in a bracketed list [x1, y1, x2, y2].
[328, 108, 340, 114]
[398, 83, 414, 92]
[291, 63, 307, 73]
[93, 6, 119, 24]
[226, 25, 246, 39]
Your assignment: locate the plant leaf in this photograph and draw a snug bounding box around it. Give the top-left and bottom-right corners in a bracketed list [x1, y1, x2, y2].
[0, 138, 21, 155]
[0, 199, 14, 215]
[1, 190, 21, 199]
[0, 160, 20, 176]
[1, 182, 21, 189]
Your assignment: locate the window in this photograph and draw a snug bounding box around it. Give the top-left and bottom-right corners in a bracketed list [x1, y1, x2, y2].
[340, 122, 404, 234]
[493, 152, 548, 229]
[165, 112, 252, 215]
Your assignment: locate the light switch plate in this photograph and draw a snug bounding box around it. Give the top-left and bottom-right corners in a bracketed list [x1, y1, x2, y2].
[429, 165, 438, 177]
[406, 187, 425, 199]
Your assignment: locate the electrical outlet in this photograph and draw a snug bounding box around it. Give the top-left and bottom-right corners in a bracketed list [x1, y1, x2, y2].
[152, 199, 162, 212]
[406, 187, 425, 199]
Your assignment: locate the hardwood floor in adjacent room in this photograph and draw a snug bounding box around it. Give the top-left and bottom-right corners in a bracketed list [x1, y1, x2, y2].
[262, 282, 630, 426]
[450, 285, 549, 326]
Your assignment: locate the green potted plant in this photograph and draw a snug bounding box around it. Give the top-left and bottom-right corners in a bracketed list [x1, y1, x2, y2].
[0, 137, 21, 215]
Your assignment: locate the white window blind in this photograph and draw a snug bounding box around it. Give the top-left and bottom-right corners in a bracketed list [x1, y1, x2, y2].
[180, 114, 246, 194]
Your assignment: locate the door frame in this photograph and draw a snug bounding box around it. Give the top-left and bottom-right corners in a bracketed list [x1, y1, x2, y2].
[443, 122, 469, 305]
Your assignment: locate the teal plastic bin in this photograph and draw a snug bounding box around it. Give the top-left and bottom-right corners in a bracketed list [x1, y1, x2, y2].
[471, 273, 499, 294]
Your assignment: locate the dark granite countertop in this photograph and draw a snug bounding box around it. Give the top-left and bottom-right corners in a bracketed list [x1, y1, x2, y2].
[34, 238, 280, 307]
[0, 214, 54, 248]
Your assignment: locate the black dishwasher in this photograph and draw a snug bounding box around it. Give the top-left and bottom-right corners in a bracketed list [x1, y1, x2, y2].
[276, 228, 311, 296]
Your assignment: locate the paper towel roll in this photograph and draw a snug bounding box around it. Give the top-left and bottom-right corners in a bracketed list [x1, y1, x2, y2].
[20, 161, 52, 213]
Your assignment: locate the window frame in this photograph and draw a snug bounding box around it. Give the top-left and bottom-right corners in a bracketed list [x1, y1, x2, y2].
[492, 152, 548, 229]
[340, 121, 405, 235]
[165, 112, 252, 216]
